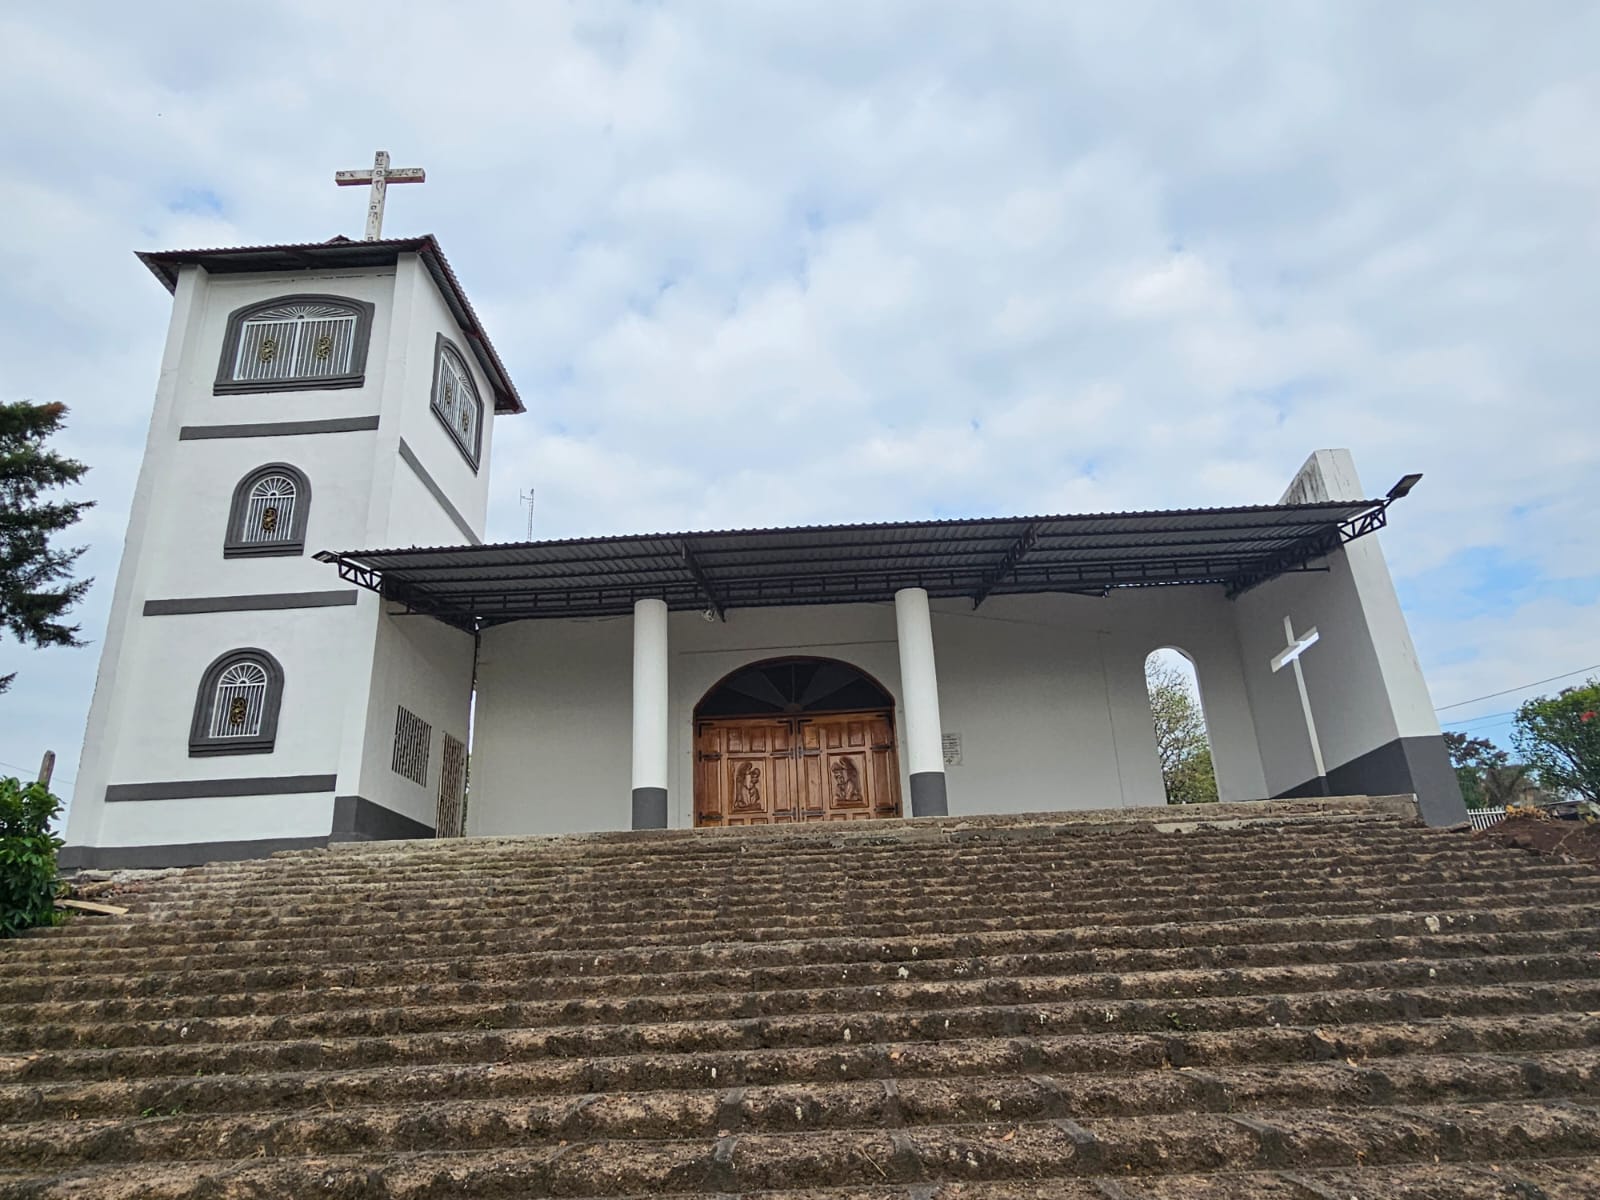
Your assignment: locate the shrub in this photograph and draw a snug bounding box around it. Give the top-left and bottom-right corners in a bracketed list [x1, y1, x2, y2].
[0, 776, 64, 936]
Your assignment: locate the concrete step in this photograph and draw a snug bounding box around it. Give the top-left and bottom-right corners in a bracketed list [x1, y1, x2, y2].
[14, 878, 1600, 975]
[3, 1102, 1598, 1197]
[9, 979, 1600, 1087]
[9, 802, 1600, 1197]
[9, 926, 1595, 1026]
[7, 948, 1597, 1053]
[6, 921, 1593, 1017]
[5, 1050, 1600, 1168]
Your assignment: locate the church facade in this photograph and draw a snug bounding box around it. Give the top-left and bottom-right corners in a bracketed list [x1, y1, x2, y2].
[61, 235, 1464, 869]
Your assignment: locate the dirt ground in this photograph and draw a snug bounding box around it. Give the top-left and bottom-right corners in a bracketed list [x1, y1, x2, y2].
[1477, 814, 1600, 870]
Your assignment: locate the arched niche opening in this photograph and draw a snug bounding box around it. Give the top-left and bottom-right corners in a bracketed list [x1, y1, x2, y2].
[694, 656, 895, 720]
[1144, 646, 1220, 805]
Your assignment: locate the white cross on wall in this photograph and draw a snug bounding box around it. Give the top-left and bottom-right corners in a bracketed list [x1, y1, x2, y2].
[335, 150, 426, 241]
[1271, 615, 1329, 792]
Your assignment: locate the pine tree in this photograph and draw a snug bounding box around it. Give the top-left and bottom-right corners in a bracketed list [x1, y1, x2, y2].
[0, 401, 93, 694]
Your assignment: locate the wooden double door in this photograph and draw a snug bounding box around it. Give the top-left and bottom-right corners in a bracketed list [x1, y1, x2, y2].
[695, 711, 902, 826]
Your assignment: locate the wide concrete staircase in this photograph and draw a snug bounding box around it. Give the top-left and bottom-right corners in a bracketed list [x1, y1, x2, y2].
[4, 796, 1600, 1198]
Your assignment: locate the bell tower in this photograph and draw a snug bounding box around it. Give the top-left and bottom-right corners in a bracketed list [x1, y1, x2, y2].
[61, 227, 523, 869]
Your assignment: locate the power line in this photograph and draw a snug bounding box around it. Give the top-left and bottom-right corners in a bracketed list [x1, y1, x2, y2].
[1435, 664, 1600, 713]
[1441, 710, 1517, 730]
[0, 757, 75, 788]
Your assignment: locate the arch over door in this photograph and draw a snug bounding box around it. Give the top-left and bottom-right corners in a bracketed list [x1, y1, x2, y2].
[693, 657, 902, 826]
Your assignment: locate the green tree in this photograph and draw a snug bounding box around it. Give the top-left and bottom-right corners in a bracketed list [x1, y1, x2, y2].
[0, 775, 64, 936]
[1146, 657, 1219, 804]
[1513, 680, 1600, 803]
[0, 401, 93, 694]
[1443, 730, 1537, 810]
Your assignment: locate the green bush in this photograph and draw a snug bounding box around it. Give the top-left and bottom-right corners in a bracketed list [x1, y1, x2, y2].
[0, 776, 64, 937]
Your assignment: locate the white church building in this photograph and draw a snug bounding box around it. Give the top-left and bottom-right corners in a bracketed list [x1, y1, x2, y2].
[60, 224, 1465, 869]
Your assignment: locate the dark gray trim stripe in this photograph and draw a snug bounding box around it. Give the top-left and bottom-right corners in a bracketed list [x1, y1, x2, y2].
[330, 795, 436, 842]
[179, 415, 380, 440]
[632, 787, 668, 830]
[144, 589, 359, 616]
[398, 436, 481, 545]
[1274, 734, 1466, 827]
[58, 836, 327, 871]
[105, 774, 337, 803]
[909, 771, 949, 817]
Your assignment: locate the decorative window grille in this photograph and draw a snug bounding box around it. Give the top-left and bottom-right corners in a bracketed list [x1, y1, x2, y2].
[189, 648, 284, 757]
[209, 662, 269, 738]
[224, 463, 311, 558]
[430, 337, 483, 468]
[392, 706, 432, 786]
[437, 732, 467, 837]
[241, 473, 297, 545]
[231, 302, 359, 384]
[214, 294, 374, 395]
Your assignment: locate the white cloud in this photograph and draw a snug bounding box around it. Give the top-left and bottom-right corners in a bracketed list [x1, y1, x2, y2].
[2, 1, 1598, 793]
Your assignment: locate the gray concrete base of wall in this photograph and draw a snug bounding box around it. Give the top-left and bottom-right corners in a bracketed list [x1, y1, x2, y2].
[909, 772, 948, 817]
[57, 836, 328, 871]
[631, 787, 668, 829]
[1276, 734, 1466, 827]
[60, 795, 437, 870]
[329, 795, 434, 843]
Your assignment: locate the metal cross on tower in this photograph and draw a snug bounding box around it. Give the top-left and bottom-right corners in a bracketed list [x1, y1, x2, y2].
[335, 150, 426, 240]
[1271, 615, 1329, 794]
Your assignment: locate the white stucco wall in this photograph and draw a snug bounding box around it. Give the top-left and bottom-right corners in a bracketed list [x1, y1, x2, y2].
[350, 609, 476, 831]
[371, 254, 496, 548]
[469, 586, 1272, 837]
[1234, 449, 1446, 796]
[68, 252, 496, 858]
[70, 264, 395, 850]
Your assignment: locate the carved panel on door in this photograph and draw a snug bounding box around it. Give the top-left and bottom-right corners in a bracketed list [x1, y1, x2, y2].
[695, 711, 901, 827]
[697, 718, 796, 826]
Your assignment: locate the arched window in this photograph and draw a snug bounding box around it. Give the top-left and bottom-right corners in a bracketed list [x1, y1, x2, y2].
[224, 464, 311, 557]
[1144, 647, 1220, 805]
[430, 334, 483, 469]
[189, 648, 284, 757]
[214, 294, 375, 394]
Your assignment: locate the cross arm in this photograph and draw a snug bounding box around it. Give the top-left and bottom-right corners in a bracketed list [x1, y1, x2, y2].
[336, 167, 425, 185]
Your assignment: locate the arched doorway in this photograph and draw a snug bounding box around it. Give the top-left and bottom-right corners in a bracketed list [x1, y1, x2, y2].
[693, 657, 903, 826]
[1144, 647, 1220, 804]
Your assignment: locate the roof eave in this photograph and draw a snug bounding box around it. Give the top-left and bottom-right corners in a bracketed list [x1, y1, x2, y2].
[133, 236, 524, 415]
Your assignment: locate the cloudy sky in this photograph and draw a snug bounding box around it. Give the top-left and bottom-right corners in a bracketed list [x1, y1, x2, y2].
[2, 2, 1597, 800]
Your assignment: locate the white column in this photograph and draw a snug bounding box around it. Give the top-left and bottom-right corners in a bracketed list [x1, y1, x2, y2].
[895, 586, 948, 816]
[631, 598, 670, 829]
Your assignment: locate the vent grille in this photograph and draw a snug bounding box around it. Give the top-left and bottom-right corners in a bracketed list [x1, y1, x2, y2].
[391, 706, 432, 786]
[437, 732, 467, 837]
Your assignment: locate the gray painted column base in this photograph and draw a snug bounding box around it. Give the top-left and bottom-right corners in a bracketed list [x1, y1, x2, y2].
[909, 772, 948, 818]
[632, 787, 668, 829]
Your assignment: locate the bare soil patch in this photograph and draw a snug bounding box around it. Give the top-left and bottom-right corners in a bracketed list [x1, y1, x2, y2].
[1477, 814, 1600, 869]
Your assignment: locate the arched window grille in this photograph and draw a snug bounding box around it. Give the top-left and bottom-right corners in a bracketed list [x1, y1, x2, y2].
[215, 294, 375, 394]
[210, 661, 269, 739]
[430, 334, 483, 469]
[190, 649, 284, 757]
[224, 464, 311, 558]
[243, 473, 296, 543]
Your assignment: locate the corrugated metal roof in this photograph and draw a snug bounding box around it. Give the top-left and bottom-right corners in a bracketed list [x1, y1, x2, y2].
[135, 236, 524, 414]
[318, 499, 1390, 628]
